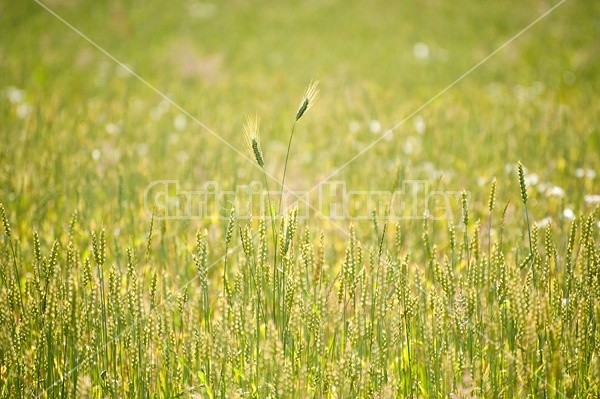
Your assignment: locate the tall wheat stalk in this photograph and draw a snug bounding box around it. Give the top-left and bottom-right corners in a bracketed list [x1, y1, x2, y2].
[243, 113, 276, 240]
[279, 80, 319, 216]
[517, 161, 535, 284]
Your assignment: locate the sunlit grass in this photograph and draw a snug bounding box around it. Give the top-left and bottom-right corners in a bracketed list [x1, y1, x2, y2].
[1, 0, 599, 398]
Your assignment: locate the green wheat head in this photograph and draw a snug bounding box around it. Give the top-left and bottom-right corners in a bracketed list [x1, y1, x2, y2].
[243, 114, 264, 167]
[517, 161, 528, 205]
[295, 80, 319, 121]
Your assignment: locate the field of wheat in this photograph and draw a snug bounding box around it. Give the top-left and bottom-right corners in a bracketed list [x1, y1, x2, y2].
[1, 0, 600, 398]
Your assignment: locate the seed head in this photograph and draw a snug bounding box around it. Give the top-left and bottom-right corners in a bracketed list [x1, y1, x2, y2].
[461, 191, 469, 227]
[243, 114, 264, 167]
[295, 80, 319, 121]
[517, 161, 528, 205]
[225, 205, 235, 246]
[488, 178, 497, 212]
[0, 204, 10, 238]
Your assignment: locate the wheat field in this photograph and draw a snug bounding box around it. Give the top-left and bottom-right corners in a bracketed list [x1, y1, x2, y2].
[1, 0, 600, 398]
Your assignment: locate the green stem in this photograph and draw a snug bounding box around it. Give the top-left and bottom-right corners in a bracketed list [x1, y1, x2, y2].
[524, 204, 535, 284]
[9, 241, 25, 316]
[276, 120, 297, 335]
[261, 167, 278, 321]
[464, 227, 470, 275]
[279, 120, 297, 216]
[222, 245, 229, 298]
[261, 168, 277, 254]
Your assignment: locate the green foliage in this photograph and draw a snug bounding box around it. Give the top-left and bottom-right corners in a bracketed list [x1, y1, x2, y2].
[1, 0, 600, 398]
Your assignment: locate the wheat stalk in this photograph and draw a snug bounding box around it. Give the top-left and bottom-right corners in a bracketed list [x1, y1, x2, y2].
[279, 80, 319, 215]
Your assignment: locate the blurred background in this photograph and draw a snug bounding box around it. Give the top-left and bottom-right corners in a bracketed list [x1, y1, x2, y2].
[1, 0, 599, 243]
